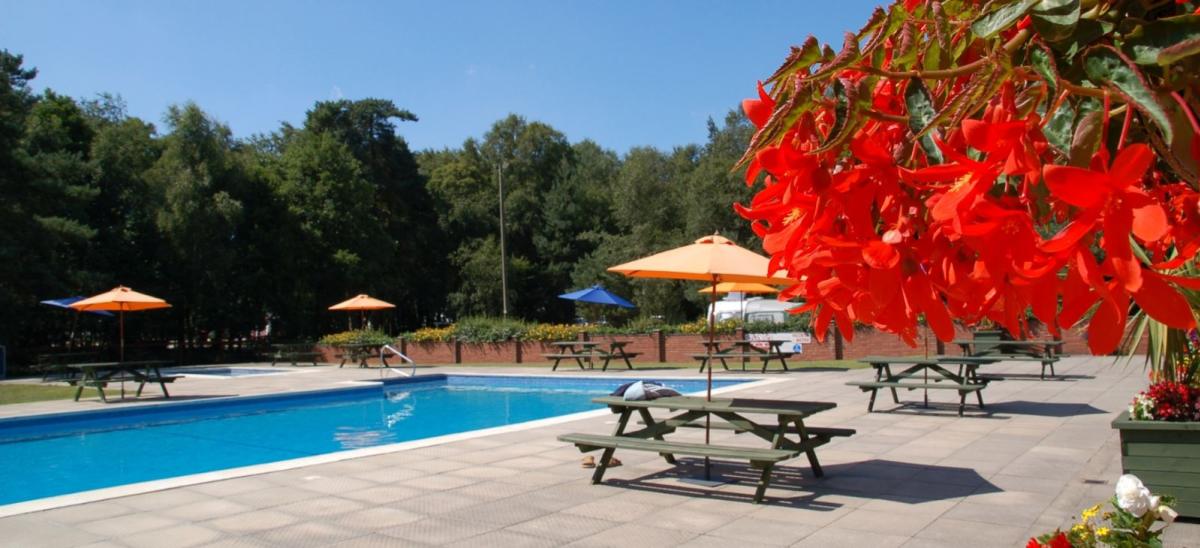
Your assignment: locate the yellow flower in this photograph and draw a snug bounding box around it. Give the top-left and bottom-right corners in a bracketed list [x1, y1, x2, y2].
[1097, 527, 1111, 538]
[1082, 504, 1101, 520]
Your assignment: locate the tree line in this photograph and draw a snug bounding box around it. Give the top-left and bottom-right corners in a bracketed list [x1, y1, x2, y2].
[0, 50, 760, 360]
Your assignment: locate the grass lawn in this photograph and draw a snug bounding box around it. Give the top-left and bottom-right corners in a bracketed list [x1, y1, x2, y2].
[451, 359, 866, 370]
[0, 383, 77, 405]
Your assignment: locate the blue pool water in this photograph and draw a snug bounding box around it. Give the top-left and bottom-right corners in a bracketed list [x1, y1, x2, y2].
[161, 367, 282, 377]
[0, 375, 745, 505]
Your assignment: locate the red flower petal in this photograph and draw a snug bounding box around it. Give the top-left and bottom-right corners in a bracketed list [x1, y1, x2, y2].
[1088, 294, 1126, 355]
[1131, 202, 1169, 242]
[1043, 165, 1108, 208]
[1134, 272, 1197, 329]
[1108, 144, 1154, 189]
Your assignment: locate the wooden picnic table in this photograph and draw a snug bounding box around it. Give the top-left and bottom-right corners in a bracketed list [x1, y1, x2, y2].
[558, 395, 854, 503]
[952, 338, 1063, 379]
[336, 343, 378, 368]
[66, 360, 179, 402]
[694, 339, 793, 373]
[543, 341, 640, 371]
[847, 355, 1004, 416]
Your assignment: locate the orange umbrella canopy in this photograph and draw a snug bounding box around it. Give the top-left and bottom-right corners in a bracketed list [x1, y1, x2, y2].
[70, 286, 170, 361]
[329, 294, 395, 311]
[69, 286, 171, 312]
[608, 234, 792, 285]
[697, 282, 780, 294]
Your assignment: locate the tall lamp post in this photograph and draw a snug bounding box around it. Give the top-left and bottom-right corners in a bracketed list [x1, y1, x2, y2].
[497, 161, 509, 319]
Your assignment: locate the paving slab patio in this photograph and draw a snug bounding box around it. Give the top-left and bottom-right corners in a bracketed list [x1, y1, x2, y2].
[0, 356, 1197, 547]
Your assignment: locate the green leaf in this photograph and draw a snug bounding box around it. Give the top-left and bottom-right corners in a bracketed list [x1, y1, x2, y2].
[1121, 15, 1200, 65]
[1030, 0, 1079, 42]
[971, 0, 1039, 39]
[1052, 19, 1113, 59]
[1082, 45, 1174, 144]
[1158, 36, 1200, 65]
[1042, 101, 1075, 155]
[1029, 43, 1059, 96]
[764, 36, 823, 90]
[905, 78, 945, 164]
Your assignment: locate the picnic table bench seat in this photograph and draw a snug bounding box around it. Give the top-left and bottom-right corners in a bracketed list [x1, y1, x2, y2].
[641, 418, 855, 439]
[68, 374, 181, 387]
[544, 346, 640, 371]
[559, 433, 796, 466]
[691, 352, 795, 373]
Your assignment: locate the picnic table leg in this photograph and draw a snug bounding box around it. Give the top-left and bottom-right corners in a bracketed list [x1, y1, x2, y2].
[621, 352, 634, 370]
[867, 387, 878, 412]
[592, 409, 633, 484]
[752, 463, 775, 504]
[957, 390, 967, 417]
[551, 357, 562, 371]
[635, 408, 676, 464]
[793, 418, 824, 477]
[877, 365, 900, 404]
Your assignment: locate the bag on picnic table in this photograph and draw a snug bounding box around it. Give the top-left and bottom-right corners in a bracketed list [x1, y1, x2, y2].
[611, 381, 681, 401]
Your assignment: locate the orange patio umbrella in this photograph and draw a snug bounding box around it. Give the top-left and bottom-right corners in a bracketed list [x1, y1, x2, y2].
[696, 282, 780, 294]
[329, 294, 395, 329]
[609, 234, 793, 479]
[70, 286, 171, 361]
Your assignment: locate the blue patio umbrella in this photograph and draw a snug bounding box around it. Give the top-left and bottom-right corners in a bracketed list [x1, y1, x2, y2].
[558, 285, 636, 309]
[40, 297, 115, 317]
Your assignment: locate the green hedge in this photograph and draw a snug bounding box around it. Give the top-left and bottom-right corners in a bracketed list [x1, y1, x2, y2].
[318, 329, 395, 346]
[399, 315, 815, 343]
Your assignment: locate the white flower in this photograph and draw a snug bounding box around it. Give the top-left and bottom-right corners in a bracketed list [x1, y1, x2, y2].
[1116, 474, 1154, 517]
[1158, 504, 1179, 525]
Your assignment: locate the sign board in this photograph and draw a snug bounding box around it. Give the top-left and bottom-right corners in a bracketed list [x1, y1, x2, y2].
[746, 332, 812, 354]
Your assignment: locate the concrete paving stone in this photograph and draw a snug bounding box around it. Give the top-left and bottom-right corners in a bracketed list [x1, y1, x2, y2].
[290, 475, 379, 495]
[858, 496, 959, 516]
[561, 498, 661, 523]
[446, 530, 561, 548]
[161, 498, 257, 521]
[274, 496, 366, 518]
[707, 515, 818, 546]
[963, 488, 1055, 509]
[340, 484, 425, 504]
[445, 465, 524, 480]
[450, 479, 542, 501]
[75, 542, 128, 548]
[389, 491, 487, 514]
[187, 477, 277, 498]
[913, 517, 1028, 547]
[117, 488, 211, 512]
[506, 512, 622, 542]
[941, 501, 1048, 528]
[332, 506, 424, 530]
[491, 455, 565, 470]
[677, 534, 778, 548]
[328, 533, 433, 548]
[634, 505, 730, 533]
[123, 523, 223, 548]
[440, 499, 551, 527]
[0, 515, 104, 547]
[348, 466, 428, 484]
[36, 500, 137, 524]
[204, 509, 299, 534]
[77, 512, 181, 537]
[790, 527, 910, 548]
[195, 539, 274, 548]
[252, 520, 362, 546]
[396, 474, 480, 492]
[491, 470, 576, 488]
[223, 486, 314, 509]
[404, 458, 473, 474]
[832, 507, 942, 537]
[885, 480, 980, 501]
[380, 516, 499, 544]
[567, 522, 697, 548]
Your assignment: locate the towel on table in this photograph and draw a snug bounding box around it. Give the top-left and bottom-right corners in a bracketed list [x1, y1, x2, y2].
[610, 380, 681, 401]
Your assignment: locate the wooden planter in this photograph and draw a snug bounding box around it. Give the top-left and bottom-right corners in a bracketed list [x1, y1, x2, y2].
[1112, 411, 1200, 518]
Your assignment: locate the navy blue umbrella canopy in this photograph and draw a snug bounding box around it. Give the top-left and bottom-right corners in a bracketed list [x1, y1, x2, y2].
[558, 285, 636, 309]
[40, 297, 115, 317]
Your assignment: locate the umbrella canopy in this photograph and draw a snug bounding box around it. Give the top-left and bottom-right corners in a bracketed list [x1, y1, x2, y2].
[696, 282, 780, 295]
[70, 286, 171, 361]
[607, 234, 792, 286]
[40, 297, 115, 317]
[558, 285, 636, 309]
[328, 294, 396, 311]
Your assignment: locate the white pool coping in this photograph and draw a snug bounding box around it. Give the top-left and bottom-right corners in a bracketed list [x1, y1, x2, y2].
[0, 373, 781, 518]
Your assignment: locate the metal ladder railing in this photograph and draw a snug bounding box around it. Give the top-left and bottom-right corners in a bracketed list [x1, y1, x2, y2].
[379, 344, 416, 377]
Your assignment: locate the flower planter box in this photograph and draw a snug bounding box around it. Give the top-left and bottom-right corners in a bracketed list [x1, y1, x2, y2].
[1112, 411, 1200, 518]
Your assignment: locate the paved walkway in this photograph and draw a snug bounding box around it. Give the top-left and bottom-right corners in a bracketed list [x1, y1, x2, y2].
[0, 356, 1196, 547]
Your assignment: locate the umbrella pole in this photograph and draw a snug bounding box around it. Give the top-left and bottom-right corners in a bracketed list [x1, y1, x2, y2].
[119, 309, 125, 362]
[705, 274, 717, 480]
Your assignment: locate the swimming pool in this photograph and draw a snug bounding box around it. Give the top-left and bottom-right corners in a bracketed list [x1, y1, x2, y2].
[161, 367, 285, 377]
[0, 374, 748, 506]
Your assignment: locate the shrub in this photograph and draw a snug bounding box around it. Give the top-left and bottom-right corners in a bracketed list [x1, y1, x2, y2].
[678, 318, 738, 335]
[407, 326, 455, 343]
[319, 329, 394, 346]
[452, 316, 527, 343]
[521, 323, 586, 342]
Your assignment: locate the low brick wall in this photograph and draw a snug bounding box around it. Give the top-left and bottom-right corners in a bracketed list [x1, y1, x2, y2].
[377, 323, 1112, 365]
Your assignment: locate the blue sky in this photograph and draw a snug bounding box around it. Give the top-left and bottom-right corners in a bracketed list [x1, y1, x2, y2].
[3, 1, 881, 153]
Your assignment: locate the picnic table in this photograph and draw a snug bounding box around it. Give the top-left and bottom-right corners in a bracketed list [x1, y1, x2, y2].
[558, 395, 854, 503]
[266, 343, 321, 367]
[336, 343, 378, 368]
[543, 341, 640, 371]
[66, 360, 179, 403]
[693, 339, 793, 373]
[952, 337, 1063, 379]
[847, 355, 1004, 416]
